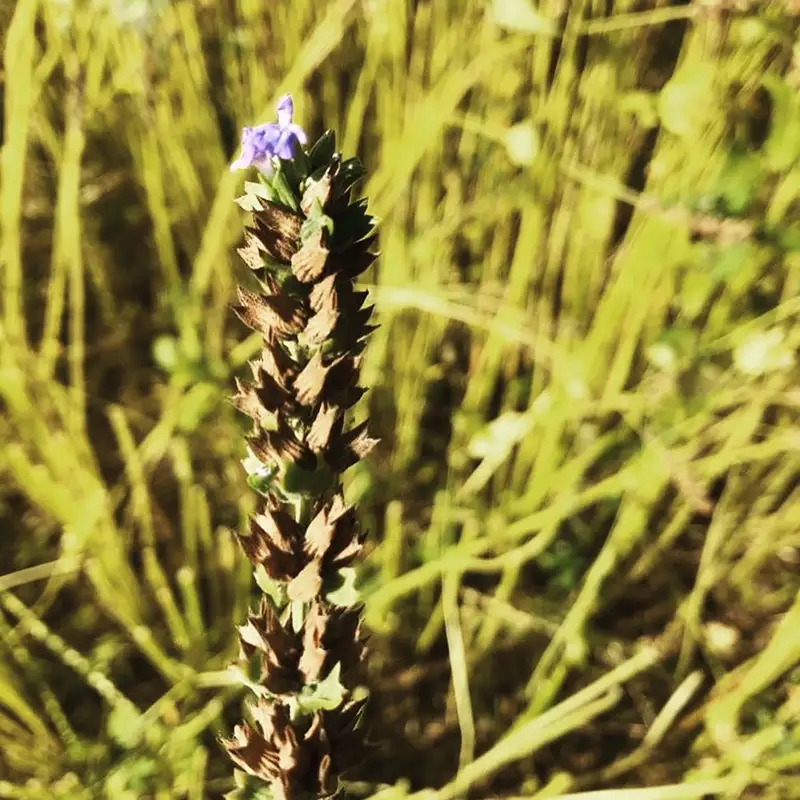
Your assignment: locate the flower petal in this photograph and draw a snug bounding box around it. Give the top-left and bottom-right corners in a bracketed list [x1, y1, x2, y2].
[255, 159, 275, 177]
[231, 101, 306, 172]
[230, 140, 257, 171]
[276, 94, 294, 129]
[288, 123, 307, 145]
[274, 129, 299, 160]
[249, 123, 281, 152]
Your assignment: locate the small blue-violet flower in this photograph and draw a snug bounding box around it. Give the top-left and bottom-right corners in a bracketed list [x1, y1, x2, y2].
[230, 94, 307, 172]
[274, 95, 307, 158]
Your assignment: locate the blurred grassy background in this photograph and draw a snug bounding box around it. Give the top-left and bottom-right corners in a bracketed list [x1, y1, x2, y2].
[1, 0, 800, 797]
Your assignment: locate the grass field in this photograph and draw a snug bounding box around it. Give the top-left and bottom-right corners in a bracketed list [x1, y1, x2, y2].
[1, 0, 800, 797]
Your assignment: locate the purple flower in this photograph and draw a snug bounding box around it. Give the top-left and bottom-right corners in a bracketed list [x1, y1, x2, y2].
[229, 124, 280, 172]
[230, 94, 308, 172]
[274, 95, 307, 158]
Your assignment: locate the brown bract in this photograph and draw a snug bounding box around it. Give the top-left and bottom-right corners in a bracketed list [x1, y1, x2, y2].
[233, 594, 364, 701]
[292, 229, 330, 283]
[299, 602, 364, 684]
[233, 286, 308, 339]
[236, 506, 304, 581]
[237, 229, 270, 271]
[223, 697, 367, 800]
[252, 203, 303, 263]
[247, 418, 314, 469]
[307, 403, 341, 453]
[287, 495, 365, 603]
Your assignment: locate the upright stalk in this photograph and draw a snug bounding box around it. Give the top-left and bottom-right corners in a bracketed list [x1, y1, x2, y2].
[221, 95, 378, 800]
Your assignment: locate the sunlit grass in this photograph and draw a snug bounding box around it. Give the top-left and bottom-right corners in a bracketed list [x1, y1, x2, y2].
[1, 0, 799, 797]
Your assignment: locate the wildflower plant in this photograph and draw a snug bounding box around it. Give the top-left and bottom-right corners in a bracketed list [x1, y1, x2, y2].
[221, 95, 379, 799]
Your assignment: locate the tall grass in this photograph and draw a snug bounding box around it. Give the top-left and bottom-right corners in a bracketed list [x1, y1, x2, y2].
[1, 0, 799, 797]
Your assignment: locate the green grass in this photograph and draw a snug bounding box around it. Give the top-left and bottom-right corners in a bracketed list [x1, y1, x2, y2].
[1, 0, 800, 797]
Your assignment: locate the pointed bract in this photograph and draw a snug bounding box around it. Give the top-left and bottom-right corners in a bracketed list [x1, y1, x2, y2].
[233, 286, 307, 339]
[291, 230, 330, 283]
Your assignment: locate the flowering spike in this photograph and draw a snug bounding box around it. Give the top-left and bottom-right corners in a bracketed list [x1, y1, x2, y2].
[223, 100, 378, 799]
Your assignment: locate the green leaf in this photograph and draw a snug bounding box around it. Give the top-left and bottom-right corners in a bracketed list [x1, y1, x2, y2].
[330, 199, 377, 250]
[246, 472, 279, 497]
[268, 164, 301, 212]
[713, 147, 763, 215]
[282, 459, 335, 496]
[658, 65, 716, 139]
[279, 155, 306, 197]
[244, 180, 272, 200]
[334, 157, 367, 198]
[106, 702, 145, 750]
[290, 599, 305, 633]
[290, 144, 312, 182]
[235, 193, 263, 212]
[299, 198, 335, 244]
[490, 0, 558, 35]
[761, 75, 800, 172]
[296, 664, 346, 714]
[309, 129, 336, 170]
[254, 565, 287, 607]
[325, 567, 360, 607]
